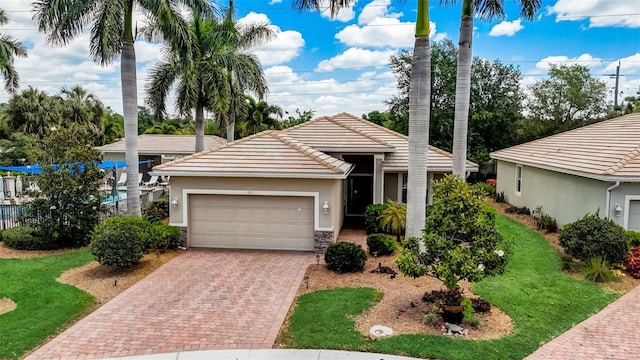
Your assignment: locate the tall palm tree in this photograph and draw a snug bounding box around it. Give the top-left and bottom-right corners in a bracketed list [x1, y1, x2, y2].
[59, 85, 106, 142]
[33, 0, 213, 216]
[293, 0, 431, 239]
[450, 0, 540, 176]
[0, 8, 28, 94]
[4, 86, 61, 138]
[147, 1, 272, 148]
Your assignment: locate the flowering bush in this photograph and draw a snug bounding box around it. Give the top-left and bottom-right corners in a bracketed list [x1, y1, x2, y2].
[486, 179, 497, 187]
[625, 246, 640, 279]
[396, 175, 508, 301]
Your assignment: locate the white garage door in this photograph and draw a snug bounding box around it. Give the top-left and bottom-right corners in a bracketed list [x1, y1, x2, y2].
[189, 194, 315, 251]
[628, 200, 640, 232]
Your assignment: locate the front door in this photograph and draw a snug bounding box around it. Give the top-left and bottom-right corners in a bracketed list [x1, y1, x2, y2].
[346, 175, 373, 215]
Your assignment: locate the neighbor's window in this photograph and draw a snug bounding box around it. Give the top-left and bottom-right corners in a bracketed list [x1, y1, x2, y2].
[515, 165, 523, 195]
[401, 173, 408, 203]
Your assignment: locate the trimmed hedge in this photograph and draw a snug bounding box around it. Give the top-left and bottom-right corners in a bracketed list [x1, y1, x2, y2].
[90, 216, 152, 267]
[366, 233, 397, 256]
[364, 204, 388, 234]
[560, 213, 628, 264]
[324, 242, 367, 273]
[2, 226, 51, 250]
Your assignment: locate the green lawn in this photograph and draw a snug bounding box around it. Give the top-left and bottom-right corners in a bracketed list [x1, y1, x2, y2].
[0, 248, 95, 359]
[282, 215, 619, 360]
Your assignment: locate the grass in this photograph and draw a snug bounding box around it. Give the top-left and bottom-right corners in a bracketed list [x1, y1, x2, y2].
[0, 248, 95, 359]
[282, 215, 619, 360]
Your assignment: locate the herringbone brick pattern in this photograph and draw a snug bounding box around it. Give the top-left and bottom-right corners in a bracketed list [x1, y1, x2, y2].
[526, 284, 640, 360]
[27, 249, 313, 360]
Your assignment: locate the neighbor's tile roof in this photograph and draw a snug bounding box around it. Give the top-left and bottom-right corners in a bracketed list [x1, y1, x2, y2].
[285, 112, 478, 172]
[97, 135, 227, 155]
[152, 131, 352, 178]
[490, 113, 640, 179]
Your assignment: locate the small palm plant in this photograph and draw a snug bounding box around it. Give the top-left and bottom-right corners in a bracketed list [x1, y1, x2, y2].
[379, 199, 406, 241]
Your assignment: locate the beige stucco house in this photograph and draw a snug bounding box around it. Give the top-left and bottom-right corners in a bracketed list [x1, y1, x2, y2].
[491, 113, 640, 230]
[97, 134, 227, 180]
[152, 112, 478, 252]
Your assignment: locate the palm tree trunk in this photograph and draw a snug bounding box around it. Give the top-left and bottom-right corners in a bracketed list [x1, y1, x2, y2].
[122, 4, 141, 216]
[227, 75, 236, 142]
[405, 0, 431, 240]
[195, 106, 205, 152]
[452, 1, 473, 177]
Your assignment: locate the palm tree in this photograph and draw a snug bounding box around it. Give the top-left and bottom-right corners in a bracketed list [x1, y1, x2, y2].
[59, 85, 106, 142]
[4, 86, 62, 138]
[450, 0, 540, 176]
[243, 95, 284, 134]
[147, 1, 272, 148]
[33, 0, 213, 216]
[293, 0, 431, 239]
[0, 8, 28, 94]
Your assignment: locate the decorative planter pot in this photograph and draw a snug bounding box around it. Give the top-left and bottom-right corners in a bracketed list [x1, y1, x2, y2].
[440, 305, 464, 324]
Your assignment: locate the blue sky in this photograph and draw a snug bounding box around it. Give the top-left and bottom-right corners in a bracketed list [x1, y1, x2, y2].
[1, 0, 639, 118]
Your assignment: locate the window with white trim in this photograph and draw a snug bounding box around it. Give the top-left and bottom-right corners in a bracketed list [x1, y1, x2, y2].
[515, 165, 523, 195]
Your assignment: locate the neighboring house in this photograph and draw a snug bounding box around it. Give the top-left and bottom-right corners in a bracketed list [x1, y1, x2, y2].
[490, 113, 640, 230]
[97, 134, 226, 180]
[152, 113, 478, 252]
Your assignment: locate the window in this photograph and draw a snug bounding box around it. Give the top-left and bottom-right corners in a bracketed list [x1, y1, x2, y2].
[401, 173, 408, 203]
[515, 165, 522, 195]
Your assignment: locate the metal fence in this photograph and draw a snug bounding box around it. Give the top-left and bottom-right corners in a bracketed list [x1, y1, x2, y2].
[1, 188, 168, 230]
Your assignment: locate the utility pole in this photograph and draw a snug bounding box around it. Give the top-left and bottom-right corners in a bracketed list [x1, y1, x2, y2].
[614, 62, 620, 110]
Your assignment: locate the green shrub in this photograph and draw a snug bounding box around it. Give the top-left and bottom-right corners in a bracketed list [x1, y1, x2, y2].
[366, 233, 397, 256]
[324, 241, 367, 273]
[364, 204, 388, 234]
[2, 226, 52, 250]
[143, 197, 170, 223]
[560, 213, 628, 264]
[626, 231, 640, 247]
[505, 206, 531, 215]
[150, 224, 182, 250]
[581, 257, 617, 283]
[379, 199, 406, 240]
[472, 182, 496, 196]
[90, 216, 153, 267]
[535, 209, 558, 233]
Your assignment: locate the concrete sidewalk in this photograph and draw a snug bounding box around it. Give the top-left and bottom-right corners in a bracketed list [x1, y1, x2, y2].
[104, 349, 423, 360]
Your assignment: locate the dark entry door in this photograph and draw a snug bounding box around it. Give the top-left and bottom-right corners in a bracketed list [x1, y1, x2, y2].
[346, 176, 373, 215]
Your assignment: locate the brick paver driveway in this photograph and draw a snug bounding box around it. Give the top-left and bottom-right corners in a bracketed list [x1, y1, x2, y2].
[28, 249, 313, 360]
[526, 284, 640, 360]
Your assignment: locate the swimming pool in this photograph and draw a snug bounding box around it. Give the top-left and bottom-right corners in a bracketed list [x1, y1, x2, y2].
[103, 190, 127, 204]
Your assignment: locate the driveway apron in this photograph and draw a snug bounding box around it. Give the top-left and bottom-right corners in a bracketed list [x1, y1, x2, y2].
[27, 249, 313, 360]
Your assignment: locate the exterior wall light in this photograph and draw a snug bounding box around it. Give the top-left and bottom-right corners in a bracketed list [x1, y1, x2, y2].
[614, 204, 623, 217]
[322, 200, 330, 214]
[171, 197, 179, 209]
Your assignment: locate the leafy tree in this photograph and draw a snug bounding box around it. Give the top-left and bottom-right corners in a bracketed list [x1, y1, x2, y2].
[23, 125, 105, 248]
[3, 86, 62, 138]
[387, 40, 523, 168]
[519, 64, 607, 142]
[362, 110, 391, 127]
[280, 108, 315, 128]
[396, 175, 506, 293]
[58, 85, 106, 144]
[99, 109, 124, 145]
[293, 0, 432, 238]
[0, 132, 38, 165]
[0, 8, 28, 94]
[137, 106, 157, 135]
[449, 0, 540, 176]
[33, 0, 213, 217]
[622, 87, 640, 114]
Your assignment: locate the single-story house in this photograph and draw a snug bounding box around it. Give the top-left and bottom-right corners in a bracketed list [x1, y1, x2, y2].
[152, 112, 478, 252]
[490, 113, 640, 230]
[97, 134, 227, 180]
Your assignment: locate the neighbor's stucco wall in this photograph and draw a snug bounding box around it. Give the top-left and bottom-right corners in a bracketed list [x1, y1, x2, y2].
[609, 182, 640, 228]
[168, 176, 341, 231]
[496, 160, 607, 227]
[331, 179, 344, 238]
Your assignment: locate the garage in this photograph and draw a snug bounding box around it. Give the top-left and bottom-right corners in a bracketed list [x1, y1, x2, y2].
[189, 194, 315, 251]
[627, 200, 640, 232]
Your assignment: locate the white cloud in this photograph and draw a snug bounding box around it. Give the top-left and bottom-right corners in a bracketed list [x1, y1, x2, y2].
[358, 0, 402, 25]
[316, 48, 396, 71]
[319, 0, 356, 22]
[336, 19, 442, 48]
[489, 19, 524, 36]
[237, 12, 305, 66]
[547, 0, 640, 28]
[265, 65, 398, 117]
[269, 0, 283, 4]
[534, 53, 602, 72]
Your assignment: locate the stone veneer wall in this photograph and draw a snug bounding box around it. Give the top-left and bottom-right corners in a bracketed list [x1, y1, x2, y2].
[314, 230, 334, 254]
[179, 227, 188, 247]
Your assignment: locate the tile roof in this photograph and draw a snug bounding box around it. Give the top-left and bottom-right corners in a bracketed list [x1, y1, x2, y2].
[97, 135, 227, 155]
[285, 112, 478, 172]
[490, 113, 640, 180]
[152, 131, 353, 179]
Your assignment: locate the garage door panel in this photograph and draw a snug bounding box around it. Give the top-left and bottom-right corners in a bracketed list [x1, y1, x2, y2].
[189, 194, 315, 251]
